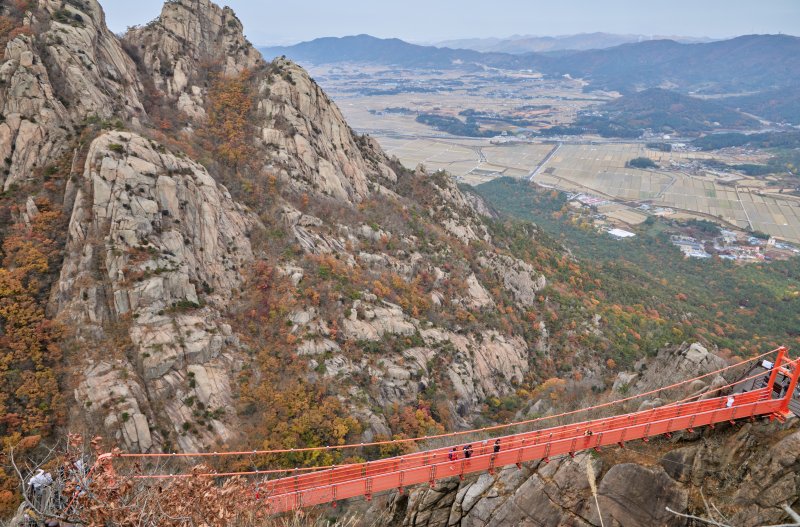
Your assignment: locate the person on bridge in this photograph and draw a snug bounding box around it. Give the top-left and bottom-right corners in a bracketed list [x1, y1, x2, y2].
[463, 444, 473, 459]
[726, 395, 735, 408]
[493, 439, 501, 454]
[448, 448, 457, 461]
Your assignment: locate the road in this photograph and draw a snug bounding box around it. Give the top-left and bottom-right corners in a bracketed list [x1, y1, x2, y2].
[527, 142, 561, 182]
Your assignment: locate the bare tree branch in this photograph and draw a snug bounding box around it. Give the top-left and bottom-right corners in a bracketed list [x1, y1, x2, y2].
[665, 506, 732, 527]
[782, 504, 800, 523]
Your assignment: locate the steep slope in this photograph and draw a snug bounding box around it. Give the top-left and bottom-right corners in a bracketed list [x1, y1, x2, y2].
[124, 0, 262, 116]
[1, 0, 552, 470]
[54, 131, 255, 451]
[125, 6, 397, 204]
[0, 0, 143, 191]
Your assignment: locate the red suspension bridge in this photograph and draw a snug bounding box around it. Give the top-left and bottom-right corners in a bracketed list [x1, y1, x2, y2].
[90, 346, 800, 515]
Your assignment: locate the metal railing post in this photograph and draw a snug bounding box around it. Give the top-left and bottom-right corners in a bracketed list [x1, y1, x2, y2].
[766, 346, 787, 396]
[780, 353, 800, 414]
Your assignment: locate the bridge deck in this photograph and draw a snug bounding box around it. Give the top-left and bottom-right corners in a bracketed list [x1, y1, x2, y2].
[262, 389, 778, 513]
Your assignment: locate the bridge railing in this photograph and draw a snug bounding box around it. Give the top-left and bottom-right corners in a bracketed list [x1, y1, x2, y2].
[79, 347, 799, 516]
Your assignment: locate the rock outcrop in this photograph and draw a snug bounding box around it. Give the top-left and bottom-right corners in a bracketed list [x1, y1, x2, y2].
[0, 32, 70, 191]
[255, 58, 398, 202]
[623, 341, 728, 404]
[1, 0, 144, 190]
[388, 452, 683, 527]
[124, 0, 396, 204]
[478, 251, 546, 308]
[125, 0, 262, 116]
[55, 131, 254, 451]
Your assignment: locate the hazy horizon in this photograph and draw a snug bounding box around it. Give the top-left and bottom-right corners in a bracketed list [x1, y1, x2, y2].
[103, 0, 800, 47]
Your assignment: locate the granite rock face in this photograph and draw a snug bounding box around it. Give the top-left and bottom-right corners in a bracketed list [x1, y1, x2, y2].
[55, 131, 254, 451]
[0, 0, 523, 455]
[124, 0, 397, 204]
[124, 0, 262, 116]
[478, 251, 547, 308]
[0, 0, 144, 190]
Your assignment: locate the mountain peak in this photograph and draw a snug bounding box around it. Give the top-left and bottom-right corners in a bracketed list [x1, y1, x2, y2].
[125, 0, 263, 98]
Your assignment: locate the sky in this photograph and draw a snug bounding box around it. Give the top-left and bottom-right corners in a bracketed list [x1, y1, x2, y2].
[102, 0, 800, 46]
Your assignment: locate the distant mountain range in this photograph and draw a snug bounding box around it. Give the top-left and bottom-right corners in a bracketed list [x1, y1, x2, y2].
[261, 35, 492, 70]
[433, 33, 715, 54]
[260, 34, 800, 95]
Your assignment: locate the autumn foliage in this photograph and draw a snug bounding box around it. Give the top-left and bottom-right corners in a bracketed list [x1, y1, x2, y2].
[203, 70, 256, 168]
[0, 200, 66, 516]
[234, 263, 362, 469]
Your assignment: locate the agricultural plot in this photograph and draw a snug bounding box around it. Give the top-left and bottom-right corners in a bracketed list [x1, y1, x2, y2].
[739, 192, 800, 241]
[529, 143, 800, 242]
[535, 144, 674, 200]
[378, 137, 482, 175]
[654, 177, 750, 228]
[376, 137, 552, 185]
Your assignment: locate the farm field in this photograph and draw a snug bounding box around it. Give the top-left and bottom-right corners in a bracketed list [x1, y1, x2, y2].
[532, 143, 800, 241]
[375, 137, 800, 241]
[304, 64, 610, 137]
[301, 65, 800, 242]
[377, 137, 553, 185]
[738, 192, 800, 241]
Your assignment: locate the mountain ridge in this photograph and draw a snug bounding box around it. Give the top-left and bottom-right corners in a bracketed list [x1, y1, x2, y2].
[434, 32, 717, 54]
[262, 33, 800, 93]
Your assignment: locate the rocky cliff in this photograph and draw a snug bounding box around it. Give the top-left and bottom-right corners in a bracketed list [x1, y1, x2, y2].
[56, 130, 254, 450]
[124, 0, 396, 203]
[0, 0, 548, 460]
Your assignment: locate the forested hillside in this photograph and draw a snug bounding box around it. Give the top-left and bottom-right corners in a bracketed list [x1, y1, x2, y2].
[477, 177, 800, 358]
